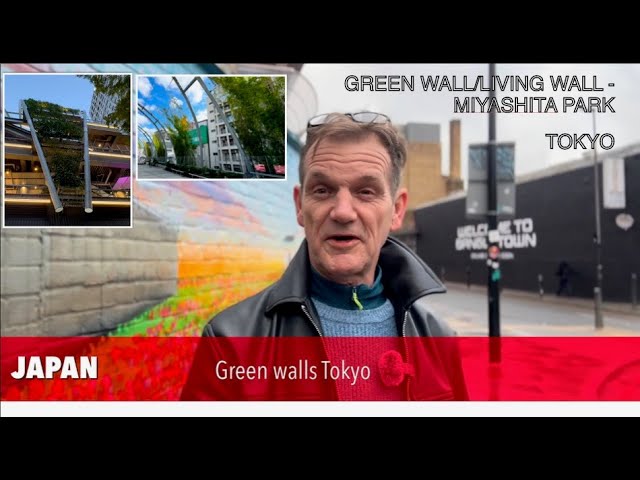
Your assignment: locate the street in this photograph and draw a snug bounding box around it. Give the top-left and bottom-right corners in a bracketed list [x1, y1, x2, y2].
[137, 164, 186, 180]
[424, 283, 640, 336]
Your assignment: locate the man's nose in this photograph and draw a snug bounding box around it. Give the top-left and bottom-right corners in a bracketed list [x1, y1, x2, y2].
[329, 189, 357, 223]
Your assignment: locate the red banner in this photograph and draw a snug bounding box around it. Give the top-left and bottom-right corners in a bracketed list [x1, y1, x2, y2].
[1, 337, 638, 401]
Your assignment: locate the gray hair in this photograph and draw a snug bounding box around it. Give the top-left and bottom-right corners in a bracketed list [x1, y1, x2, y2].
[300, 113, 408, 193]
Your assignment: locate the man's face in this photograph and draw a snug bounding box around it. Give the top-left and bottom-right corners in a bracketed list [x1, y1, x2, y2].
[294, 135, 408, 286]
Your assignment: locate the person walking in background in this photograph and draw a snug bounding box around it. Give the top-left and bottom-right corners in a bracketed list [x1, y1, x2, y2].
[555, 261, 573, 296]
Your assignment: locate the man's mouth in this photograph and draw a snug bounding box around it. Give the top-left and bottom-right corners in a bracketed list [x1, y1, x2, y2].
[326, 235, 360, 248]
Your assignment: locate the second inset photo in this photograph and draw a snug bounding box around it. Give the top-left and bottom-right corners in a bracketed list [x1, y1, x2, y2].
[136, 75, 286, 180]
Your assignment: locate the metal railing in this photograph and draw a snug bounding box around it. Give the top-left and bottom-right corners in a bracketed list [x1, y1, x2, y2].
[5, 111, 22, 120]
[88, 140, 130, 154]
[4, 138, 32, 147]
[7, 137, 130, 155]
[5, 182, 50, 197]
[91, 185, 130, 199]
[4, 172, 130, 201]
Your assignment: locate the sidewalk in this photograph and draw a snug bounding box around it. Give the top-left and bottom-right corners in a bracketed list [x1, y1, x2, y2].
[427, 281, 640, 337]
[137, 164, 186, 180]
[445, 281, 640, 318]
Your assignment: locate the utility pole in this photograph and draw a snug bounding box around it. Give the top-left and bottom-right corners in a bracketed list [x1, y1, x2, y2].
[487, 63, 501, 362]
[593, 110, 604, 329]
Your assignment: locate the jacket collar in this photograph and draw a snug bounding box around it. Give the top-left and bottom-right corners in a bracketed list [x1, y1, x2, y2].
[266, 237, 445, 312]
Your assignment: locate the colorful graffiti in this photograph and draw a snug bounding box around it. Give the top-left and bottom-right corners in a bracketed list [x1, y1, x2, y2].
[116, 140, 302, 338]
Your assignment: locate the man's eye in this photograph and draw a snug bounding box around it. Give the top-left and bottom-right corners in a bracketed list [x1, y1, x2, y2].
[313, 187, 328, 195]
[359, 189, 375, 196]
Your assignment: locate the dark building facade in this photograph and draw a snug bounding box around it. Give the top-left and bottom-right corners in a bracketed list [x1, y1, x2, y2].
[415, 148, 640, 302]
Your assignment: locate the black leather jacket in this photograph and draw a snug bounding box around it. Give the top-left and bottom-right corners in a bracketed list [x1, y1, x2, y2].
[181, 237, 469, 400]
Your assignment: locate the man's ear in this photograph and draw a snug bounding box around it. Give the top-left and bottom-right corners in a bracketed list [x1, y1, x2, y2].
[390, 188, 408, 231]
[294, 185, 304, 227]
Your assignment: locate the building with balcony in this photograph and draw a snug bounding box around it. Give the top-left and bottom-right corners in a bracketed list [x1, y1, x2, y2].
[157, 130, 176, 164]
[206, 90, 242, 173]
[89, 90, 120, 126]
[4, 102, 131, 226]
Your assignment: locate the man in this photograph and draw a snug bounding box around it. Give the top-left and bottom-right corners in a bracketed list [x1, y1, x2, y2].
[555, 261, 573, 296]
[181, 112, 468, 400]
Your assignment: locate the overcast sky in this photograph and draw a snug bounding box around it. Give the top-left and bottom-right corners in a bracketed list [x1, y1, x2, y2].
[301, 64, 640, 179]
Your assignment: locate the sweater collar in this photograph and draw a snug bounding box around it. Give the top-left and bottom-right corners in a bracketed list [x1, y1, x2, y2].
[310, 265, 385, 310]
[266, 237, 446, 312]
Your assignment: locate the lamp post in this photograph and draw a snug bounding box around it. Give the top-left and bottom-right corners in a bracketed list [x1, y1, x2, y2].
[487, 63, 501, 362]
[592, 110, 604, 329]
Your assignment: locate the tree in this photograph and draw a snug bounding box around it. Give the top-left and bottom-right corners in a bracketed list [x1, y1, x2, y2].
[144, 142, 153, 158]
[164, 112, 195, 165]
[152, 132, 166, 158]
[213, 77, 285, 159]
[78, 75, 131, 133]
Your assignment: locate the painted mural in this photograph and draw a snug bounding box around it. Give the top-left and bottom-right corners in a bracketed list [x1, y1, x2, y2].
[117, 144, 303, 338]
[1, 64, 304, 399]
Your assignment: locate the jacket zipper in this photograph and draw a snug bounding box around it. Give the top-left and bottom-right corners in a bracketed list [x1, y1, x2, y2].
[402, 310, 411, 400]
[300, 303, 341, 401]
[352, 287, 364, 310]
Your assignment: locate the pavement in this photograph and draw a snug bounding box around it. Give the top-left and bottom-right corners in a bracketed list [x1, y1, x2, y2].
[422, 283, 640, 400]
[426, 282, 640, 336]
[137, 164, 186, 180]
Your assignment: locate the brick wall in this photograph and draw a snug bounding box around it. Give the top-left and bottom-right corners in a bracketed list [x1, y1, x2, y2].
[401, 142, 447, 210]
[1, 203, 179, 335]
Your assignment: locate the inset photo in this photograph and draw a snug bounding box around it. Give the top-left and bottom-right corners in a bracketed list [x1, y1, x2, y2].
[2, 73, 132, 227]
[136, 75, 286, 180]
